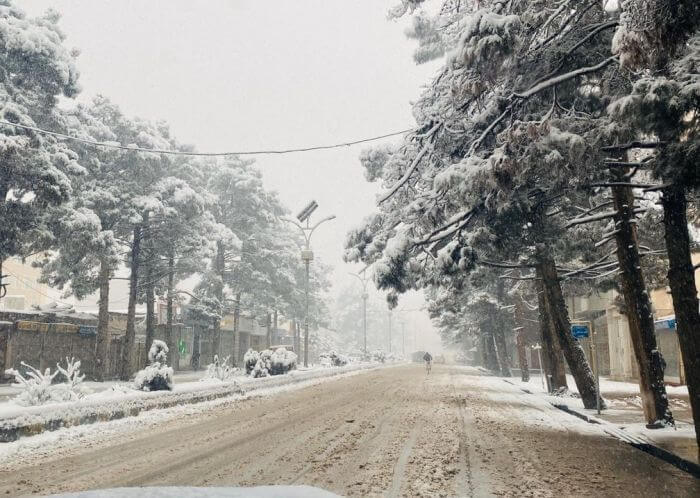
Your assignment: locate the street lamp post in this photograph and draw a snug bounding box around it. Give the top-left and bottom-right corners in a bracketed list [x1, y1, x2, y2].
[281, 201, 335, 368]
[349, 269, 370, 355]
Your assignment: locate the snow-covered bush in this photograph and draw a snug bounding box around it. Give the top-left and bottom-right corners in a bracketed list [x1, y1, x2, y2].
[55, 357, 87, 398]
[248, 348, 297, 377]
[319, 351, 349, 367]
[385, 352, 402, 363]
[5, 363, 59, 406]
[204, 355, 238, 381]
[251, 349, 272, 378]
[5, 357, 87, 406]
[269, 347, 297, 375]
[134, 340, 173, 392]
[371, 350, 386, 363]
[244, 348, 260, 375]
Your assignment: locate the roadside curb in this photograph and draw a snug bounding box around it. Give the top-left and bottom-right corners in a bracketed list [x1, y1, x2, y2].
[0, 363, 382, 442]
[502, 379, 700, 479]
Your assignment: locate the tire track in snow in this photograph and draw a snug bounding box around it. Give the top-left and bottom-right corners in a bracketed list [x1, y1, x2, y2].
[387, 419, 423, 497]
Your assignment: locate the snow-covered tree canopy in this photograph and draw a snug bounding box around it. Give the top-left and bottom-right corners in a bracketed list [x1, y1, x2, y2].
[0, 2, 81, 263]
[345, 0, 629, 299]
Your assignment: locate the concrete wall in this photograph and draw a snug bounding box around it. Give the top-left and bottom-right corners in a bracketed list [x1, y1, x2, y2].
[656, 328, 682, 384]
[607, 308, 639, 381]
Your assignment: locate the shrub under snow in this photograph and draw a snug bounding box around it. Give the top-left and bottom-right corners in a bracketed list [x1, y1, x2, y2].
[5, 357, 87, 406]
[244, 348, 260, 375]
[319, 351, 349, 367]
[371, 350, 386, 364]
[270, 347, 297, 375]
[134, 340, 173, 392]
[204, 355, 239, 381]
[249, 348, 297, 378]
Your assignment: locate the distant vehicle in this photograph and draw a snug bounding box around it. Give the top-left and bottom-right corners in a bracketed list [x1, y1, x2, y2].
[411, 351, 427, 363]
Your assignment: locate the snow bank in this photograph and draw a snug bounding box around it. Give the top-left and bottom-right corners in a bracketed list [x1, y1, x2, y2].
[319, 351, 348, 367]
[0, 361, 384, 442]
[4, 358, 87, 407]
[203, 355, 239, 381]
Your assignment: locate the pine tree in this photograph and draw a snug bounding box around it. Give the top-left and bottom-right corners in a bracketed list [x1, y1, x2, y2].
[610, 0, 700, 445]
[0, 3, 81, 302]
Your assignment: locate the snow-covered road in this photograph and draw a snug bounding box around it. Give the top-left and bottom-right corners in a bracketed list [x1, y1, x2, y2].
[1, 365, 698, 497]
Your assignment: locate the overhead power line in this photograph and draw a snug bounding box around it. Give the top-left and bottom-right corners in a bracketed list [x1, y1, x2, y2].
[0, 120, 412, 157]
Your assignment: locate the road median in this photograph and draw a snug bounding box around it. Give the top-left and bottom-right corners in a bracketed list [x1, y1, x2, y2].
[0, 362, 385, 442]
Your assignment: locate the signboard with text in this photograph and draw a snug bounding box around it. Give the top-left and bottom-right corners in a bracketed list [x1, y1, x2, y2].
[571, 323, 590, 339]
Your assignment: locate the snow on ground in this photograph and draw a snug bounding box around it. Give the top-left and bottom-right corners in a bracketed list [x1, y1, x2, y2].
[4, 365, 698, 497]
[488, 368, 698, 464]
[450, 366, 603, 437]
[49, 485, 340, 497]
[517, 370, 688, 397]
[0, 362, 388, 423]
[0, 364, 390, 467]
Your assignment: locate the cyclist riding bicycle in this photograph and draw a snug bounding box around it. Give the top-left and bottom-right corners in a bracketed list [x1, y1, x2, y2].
[423, 351, 433, 374]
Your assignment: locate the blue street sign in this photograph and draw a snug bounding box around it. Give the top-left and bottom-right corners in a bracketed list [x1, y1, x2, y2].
[654, 317, 676, 331]
[78, 325, 97, 336]
[571, 323, 590, 339]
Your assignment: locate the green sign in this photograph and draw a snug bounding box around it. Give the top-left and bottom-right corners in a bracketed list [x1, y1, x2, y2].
[178, 339, 187, 355]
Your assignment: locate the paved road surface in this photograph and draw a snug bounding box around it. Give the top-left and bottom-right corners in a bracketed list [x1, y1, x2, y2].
[1, 365, 698, 497]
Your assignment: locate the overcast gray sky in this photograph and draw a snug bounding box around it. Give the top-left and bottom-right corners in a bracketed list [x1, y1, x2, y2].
[23, 0, 444, 351]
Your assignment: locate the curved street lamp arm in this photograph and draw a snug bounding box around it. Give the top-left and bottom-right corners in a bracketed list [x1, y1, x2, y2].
[348, 272, 369, 291]
[279, 216, 304, 232]
[308, 215, 336, 241]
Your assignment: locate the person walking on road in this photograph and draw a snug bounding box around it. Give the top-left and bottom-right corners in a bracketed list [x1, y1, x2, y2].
[423, 351, 432, 375]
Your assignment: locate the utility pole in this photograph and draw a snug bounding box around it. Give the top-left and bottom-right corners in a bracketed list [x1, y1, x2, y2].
[281, 201, 335, 368]
[349, 269, 370, 356]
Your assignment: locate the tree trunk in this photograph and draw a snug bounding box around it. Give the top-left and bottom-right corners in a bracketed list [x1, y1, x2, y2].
[514, 301, 530, 382]
[232, 293, 241, 366]
[96, 259, 111, 380]
[535, 275, 568, 391]
[493, 320, 512, 377]
[661, 183, 700, 448]
[494, 281, 512, 377]
[612, 180, 673, 425]
[266, 312, 272, 349]
[483, 329, 500, 372]
[537, 249, 603, 409]
[143, 265, 155, 369]
[516, 328, 530, 382]
[478, 332, 487, 368]
[273, 309, 278, 347]
[166, 253, 175, 371]
[212, 242, 225, 357]
[120, 224, 142, 381]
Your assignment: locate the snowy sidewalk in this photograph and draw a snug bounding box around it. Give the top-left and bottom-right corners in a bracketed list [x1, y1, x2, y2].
[0, 362, 388, 442]
[509, 370, 698, 467]
[0, 370, 208, 402]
